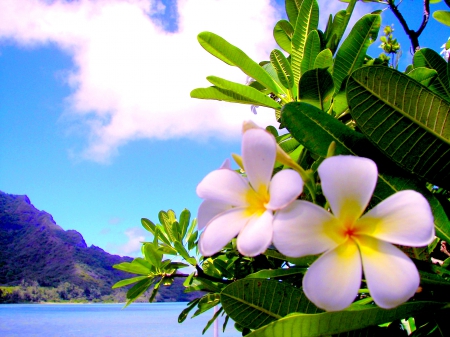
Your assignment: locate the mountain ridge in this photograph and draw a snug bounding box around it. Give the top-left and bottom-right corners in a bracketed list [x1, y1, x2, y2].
[0, 190, 195, 302]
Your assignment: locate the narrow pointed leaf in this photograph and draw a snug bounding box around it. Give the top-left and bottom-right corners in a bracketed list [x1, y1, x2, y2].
[273, 20, 294, 53]
[191, 86, 274, 107]
[300, 30, 321, 76]
[179, 209, 191, 241]
[148, 277, 163, 303]
[270, 49, 294, 89]
[174, 241, 196, 266]
[207, 76, 281, 109]
[247, 301, 445, 337]
[197, 32, 281, 94]
[112, 275, 149, 289]
[347, 66, 450, 189]
[178, 298, 201, 323]
[314, 49, 333, 70]
[291, 0, 319, 85]
[125, 277, 155, 307]
[298, 68, 334, 111]
[202, 307, 224, 335]
[333, 14, 381, 93]
[413, 48, 450, 102]
[221, 279, 322, 330]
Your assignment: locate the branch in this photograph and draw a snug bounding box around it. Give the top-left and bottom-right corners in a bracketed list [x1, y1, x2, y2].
[195, 265, 232, 284]
[387, 0, 430, 52]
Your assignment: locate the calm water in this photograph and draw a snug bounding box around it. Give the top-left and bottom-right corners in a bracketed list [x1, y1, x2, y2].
[0, 303, 242, 337]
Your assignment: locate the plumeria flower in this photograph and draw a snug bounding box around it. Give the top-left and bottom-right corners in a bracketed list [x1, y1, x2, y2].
[197, 126, 303, 257]
[273, 156, 435, 311]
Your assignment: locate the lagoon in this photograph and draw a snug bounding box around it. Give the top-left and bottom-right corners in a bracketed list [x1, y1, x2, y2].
[0, 303, 242, 337]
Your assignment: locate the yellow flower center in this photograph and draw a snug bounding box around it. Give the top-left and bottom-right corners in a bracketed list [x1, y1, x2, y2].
[244, 185, 270, 217]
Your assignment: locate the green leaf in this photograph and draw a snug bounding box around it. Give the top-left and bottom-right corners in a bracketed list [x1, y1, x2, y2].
[191, 86, 276, 107]
[148, 277, 163, 303]
[413, 48, 450, 102]
[419, 270, 450, 288]
[207, 76, 281, 109]
[178, 298, 200, 323]
[407, 67, 438, 87]
[158, 243, 178, 255]
[425, 193, 450, 243]
[285, 0, 303, 26]
[197, 32, 281, 94]
[245, 268, 307, 279]
[300, 30, 321, 76]
[112, 275, 149, 289]
[247, 301, 446, 337]
[158, 210, 176, 242]
[314, 49, 333, 70]
[141, 218, 156, 234]
[333, 14, 381, 93]
[179, 209, 191, 241]
[202, 306, 223, 335]
[187, 230, 198, 251]
[125, 277, 155, 307]
[298, 68, 334, 111]
[277, 134, 301, 153]
[113, 260, 151, 275]
[220, 279, 322, 330]
[324, 10, 346, 54]
[192, 293, 221, 318]
[347, 66, 450, 189]
[280, 102, 450, 243]
[174, 241, 196, 266]
[433, 10, 450, 27]
[291, 0, 319, 85]
[143, 243, 163, 269]
[273, 20, 294, 53]
[324, 0, 356, 54]
[270, 49, 294, 90]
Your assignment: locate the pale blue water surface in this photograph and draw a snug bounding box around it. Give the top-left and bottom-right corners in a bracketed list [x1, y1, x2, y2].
[0, 303, 242, 337]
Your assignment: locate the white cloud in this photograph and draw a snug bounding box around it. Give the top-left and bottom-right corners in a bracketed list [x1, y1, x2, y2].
[111, 226, 146, 256]
[0, 0, 281, 162]
[0, 0, 372, 162]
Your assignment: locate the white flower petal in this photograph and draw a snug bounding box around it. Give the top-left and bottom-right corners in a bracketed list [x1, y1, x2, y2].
[266, 169, 303, 210]
[358, 190, 435, 246]
[319, 156, 378, 223]
[197, 200, 232, 230]
[196, 169, 249, 206]
[199, 208, 249, 256]
[359, 235, 420, 309]
[219, 158, 231, 170]
[273, 201, 340, 257]
[237, 210, 273, 257]
[242, 128, 276, 193]
[303, 240, 362, 311]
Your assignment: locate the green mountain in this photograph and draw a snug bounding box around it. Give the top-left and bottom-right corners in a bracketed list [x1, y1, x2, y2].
[0, 191, 195, 302]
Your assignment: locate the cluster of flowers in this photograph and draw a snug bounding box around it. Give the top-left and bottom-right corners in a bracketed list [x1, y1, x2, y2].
[196, 123, 435, 312]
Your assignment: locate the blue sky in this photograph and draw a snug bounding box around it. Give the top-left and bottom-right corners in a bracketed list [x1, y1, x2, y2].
[0, 0, 448, 257]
